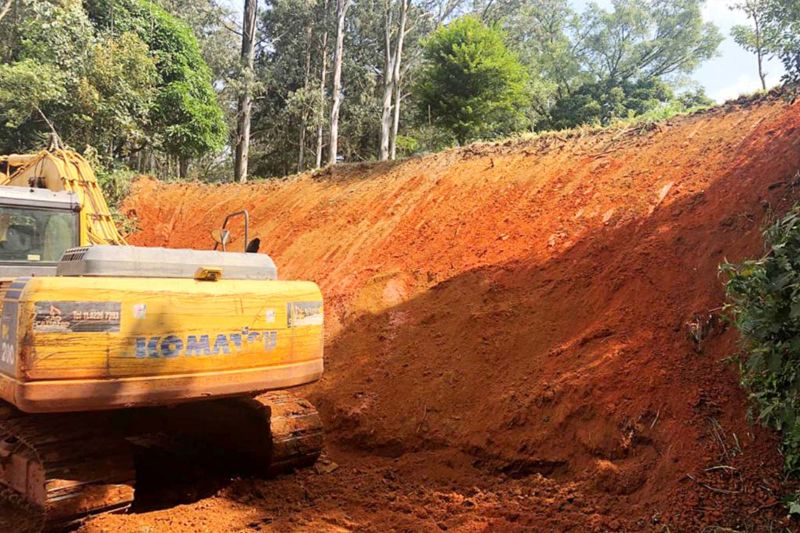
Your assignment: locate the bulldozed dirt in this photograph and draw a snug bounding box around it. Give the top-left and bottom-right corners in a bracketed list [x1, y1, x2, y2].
[81, 92, 800, 531]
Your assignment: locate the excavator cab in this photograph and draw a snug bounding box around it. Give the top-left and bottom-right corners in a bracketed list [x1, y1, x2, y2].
[0, 186, 80, 276]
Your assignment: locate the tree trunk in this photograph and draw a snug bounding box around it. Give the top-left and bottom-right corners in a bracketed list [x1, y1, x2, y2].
[298, 25, 313, 172]
[315, 5, 329, 169]
[328, 0, 350, 166]
[389, 0, 408, 160]
[234, 0, 258, 183]
[0, 0, 12, 23]
[390, 79, 402, 159]
[753, 13, 766, 90]
[379, 0, 395, 161]
[179, 157, 190, 179]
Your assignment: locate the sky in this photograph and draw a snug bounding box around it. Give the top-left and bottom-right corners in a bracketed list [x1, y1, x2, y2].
[222, 0, 785, 103]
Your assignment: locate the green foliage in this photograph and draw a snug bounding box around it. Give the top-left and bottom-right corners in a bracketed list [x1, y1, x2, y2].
[395, 125, 457, 157]
[730, 0, 800, 85]
[763, 0, 800, 85]
[677, 87, 714, 109]
[543, 77, 674, 130]
[497, 0, 722, 132]
[417, 16, 528, 144]
[85, 0, 227, 159]
[98, 168, 139, 235]
[579, 0, 722, 82]
[151, 0, 239, 180]
[729, 0, 783, 91]
[730, 19, 778, 59]
[0, 1, 158, 159]
[81, 32, 158, 155]
[722, 206, 800, 476]
[249, 0, 328, 176]
[0, 0, 223, 179]
[0, 60, 67, 130]
[394, 135, 419, 155]
[500, 0, 585, 125]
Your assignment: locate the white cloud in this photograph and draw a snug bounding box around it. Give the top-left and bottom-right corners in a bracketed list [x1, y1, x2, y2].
[711, 72, 763, 102]
[702, 0, 749, 30]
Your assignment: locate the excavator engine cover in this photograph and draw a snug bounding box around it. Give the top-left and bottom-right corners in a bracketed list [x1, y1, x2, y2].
[57, 245, 278, 280]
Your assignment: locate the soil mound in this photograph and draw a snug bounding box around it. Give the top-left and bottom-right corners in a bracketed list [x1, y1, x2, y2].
[104, 93, 800, 531]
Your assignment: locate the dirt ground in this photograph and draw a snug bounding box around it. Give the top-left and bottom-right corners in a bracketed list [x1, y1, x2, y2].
[78, 91, 800, 531]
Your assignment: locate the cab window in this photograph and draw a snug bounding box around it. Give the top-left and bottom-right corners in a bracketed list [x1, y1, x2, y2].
[0, 206, 78, 263]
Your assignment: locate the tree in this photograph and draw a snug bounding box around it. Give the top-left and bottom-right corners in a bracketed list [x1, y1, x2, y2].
[329, 0, 351, 165]
[505, 0, 722, 131]
[153, 0, 240, 180]
[0, 60, 67, 138]
[235, 0, 258, 183]
[760, 0, 800, 86]
[731, 0, 778, 90]
[244, 0, 466, 172]
[722, 205, 800, 476]
[500, 0, 585, 126]
[678, 87, 714, 109]
[380, 0, 410, 161]
[155, 0, 241, 88]
[315, 0, 330, 168]
[82, 32, 159, 159]
[0, 0, 158, 161]
[544, 77, 673, 130]
[250, 0, 329, 176]
[86, 0, 227, 176]
[417, 16, 527, 144]
[579, 0, 722, 83]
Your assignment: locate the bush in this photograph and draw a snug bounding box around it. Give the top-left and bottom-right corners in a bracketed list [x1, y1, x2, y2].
[722, 206, 800, 477]
[88, 149, 139, 236]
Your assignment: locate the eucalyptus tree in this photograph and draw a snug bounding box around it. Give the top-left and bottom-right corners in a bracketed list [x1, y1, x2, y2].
[234, 0, 258, 182]
[329, 0, 351, 165]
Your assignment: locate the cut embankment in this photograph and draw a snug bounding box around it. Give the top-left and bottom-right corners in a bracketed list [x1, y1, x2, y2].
[122, 93, 800, 529]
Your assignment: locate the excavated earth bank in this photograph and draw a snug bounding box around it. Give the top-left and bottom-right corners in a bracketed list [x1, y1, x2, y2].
[84, 92, 800, 531]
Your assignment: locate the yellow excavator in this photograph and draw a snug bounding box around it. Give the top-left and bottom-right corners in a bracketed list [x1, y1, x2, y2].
[0, 149, 324, 530]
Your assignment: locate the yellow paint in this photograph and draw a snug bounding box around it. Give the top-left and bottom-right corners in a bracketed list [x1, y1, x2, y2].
[11, 276, 323, 383]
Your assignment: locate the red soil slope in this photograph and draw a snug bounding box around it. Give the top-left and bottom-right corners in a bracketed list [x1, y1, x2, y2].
[92, 93, 800, 531]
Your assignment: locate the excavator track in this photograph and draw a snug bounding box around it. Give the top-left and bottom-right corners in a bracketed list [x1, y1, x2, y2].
[0, 391, 322, 531]
[260, 391, 324, 475]
[0, 409, 135, 531]
[140, 390, 324, 477]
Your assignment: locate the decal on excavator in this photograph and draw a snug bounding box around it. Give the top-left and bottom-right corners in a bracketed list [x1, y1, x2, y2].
[287, 301, 323, 327]
[134, 329, 279, 358]
[33, 301, 121, 333]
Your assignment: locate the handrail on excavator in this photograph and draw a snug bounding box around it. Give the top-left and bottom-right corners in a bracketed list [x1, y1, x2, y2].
[213, 210, 250, 253]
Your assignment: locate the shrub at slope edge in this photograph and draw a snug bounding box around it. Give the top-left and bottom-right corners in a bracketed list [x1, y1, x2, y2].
[724, 204, 800, 510]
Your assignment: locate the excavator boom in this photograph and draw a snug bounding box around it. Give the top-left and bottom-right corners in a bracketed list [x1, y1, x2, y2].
[0, 150, 125, 246]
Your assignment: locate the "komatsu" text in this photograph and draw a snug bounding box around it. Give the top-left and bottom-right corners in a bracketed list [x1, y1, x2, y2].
[135, 330, 278, 358]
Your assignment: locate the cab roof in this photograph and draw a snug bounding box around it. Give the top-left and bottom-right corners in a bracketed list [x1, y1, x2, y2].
[0, 185, 79, 211]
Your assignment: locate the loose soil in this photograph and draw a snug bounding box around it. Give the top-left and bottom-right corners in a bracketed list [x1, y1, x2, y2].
[84, 92, 800, 531]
